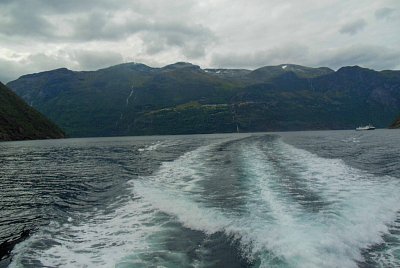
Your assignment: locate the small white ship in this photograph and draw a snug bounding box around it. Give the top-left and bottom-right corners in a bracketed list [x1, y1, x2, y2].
[356, 124, 376, 131]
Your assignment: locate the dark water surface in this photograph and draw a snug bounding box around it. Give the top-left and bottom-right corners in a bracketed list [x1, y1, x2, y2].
[1, 130, 399, 267]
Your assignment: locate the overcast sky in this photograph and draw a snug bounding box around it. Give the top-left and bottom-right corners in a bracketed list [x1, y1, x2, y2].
[0, 0, 399, 82]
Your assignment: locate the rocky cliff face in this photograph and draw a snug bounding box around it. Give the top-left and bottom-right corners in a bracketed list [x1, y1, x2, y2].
[0, 82, 65, 141]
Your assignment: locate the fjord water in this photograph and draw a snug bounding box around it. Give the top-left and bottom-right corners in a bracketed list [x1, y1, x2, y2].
[1, 130, 400, 267]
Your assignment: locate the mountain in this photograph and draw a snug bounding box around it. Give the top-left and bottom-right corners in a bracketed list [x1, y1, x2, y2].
[7, 62, 400, 137]
[390, 116, 400, 128]
[248, 64, 334, 81]
[0, 81, 65, 141]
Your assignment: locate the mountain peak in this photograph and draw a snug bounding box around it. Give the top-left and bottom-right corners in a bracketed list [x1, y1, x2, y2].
[250, 64, 333, 80]
[162, 62, 201, 71]
[336, 66, 377, 78]
[100, 62, 152, 71]
[19, 67, 74, 80]
[337, 65, 371, 72]
[7, 61, 399, 137]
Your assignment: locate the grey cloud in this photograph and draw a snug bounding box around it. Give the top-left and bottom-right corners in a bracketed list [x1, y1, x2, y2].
[211, 45, 400, 71]
[70, 13, 135, 41]
[0, 1, 212, 41]
[0, 0, 122, 15]
[142, 34, 167, 55]
[141, 23, 215, 58]
[0, 0, 398, 80]
[211, 45, 309, 69]
[0, 53, 70, 83]
[339, 19, 367, 35]
[71, 16, 216, 57]
[26, 50, 124, 73]
[316, 45, 400, 70]
[70, 50, 124, 70]
[0, 49, 124, 83]
[181, 43, 208, 59]
[0, 4, 55, 38]
[0, 59, 24, 83]
[26, 53, 72, 70]
[0, 0, 215, 58]
[375, 7, 395, 20]
[0, 3, 133, 41]
[0, 0, 107, 38]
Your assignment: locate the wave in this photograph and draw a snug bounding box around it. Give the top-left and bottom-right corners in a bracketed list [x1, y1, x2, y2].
[9, 135, 400, 267]
[137, 141, 163, 152]
[274, 139, 400, 267]
[134, 136, 400, 267]
[9, 196, 163, 267]
[239, 138, 400, 267]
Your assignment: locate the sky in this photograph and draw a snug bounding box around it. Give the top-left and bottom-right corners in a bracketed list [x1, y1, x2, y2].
[0, 0, 399, 82]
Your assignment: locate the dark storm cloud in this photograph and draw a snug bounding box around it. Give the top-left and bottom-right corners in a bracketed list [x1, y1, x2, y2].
[375, 7, 396, 20]
[339, 19, 367, 35]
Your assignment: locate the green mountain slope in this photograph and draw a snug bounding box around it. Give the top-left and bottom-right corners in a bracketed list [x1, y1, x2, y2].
[248, 64, 334, 81]
[0, 82, 65, 141]
[7, 63, 400, 137]
[390, 116, 400, 128]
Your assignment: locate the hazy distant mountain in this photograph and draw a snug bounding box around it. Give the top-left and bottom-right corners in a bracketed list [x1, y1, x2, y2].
[7, 62, 400, 137]
[0, 82, 65, 141]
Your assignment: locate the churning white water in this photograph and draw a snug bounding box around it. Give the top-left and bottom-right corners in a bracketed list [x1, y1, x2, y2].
[5, 132, 400, 267]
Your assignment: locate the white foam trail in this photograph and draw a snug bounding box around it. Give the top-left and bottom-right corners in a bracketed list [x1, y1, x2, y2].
[195, 139, 400, 268]
[131, 143, 268, 266]
[131, 137, 400, 267]
[134, 143, 229, 223]
[236, 143, 326, 267]
[9, 136, 400, 267]
[10, 196, 161, 267]
[132, 139, 309, 265]
[9, 138, 239, 267]
[264, 139, 400, 267]
[133, 182, 232, 235]
[137, 141, 163, 152]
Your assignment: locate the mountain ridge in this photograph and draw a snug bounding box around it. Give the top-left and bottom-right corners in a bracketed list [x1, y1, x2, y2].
[7, 62, 400, 137]
[390, 116, 400, 128]
[0, 82, 65, 141]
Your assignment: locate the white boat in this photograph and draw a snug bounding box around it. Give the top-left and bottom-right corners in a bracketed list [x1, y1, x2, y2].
[356, 124, 376, 131]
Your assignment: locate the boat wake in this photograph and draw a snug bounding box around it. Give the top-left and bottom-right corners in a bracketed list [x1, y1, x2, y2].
[9, 135, 400, 267]
[132, 136, 400, 267]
